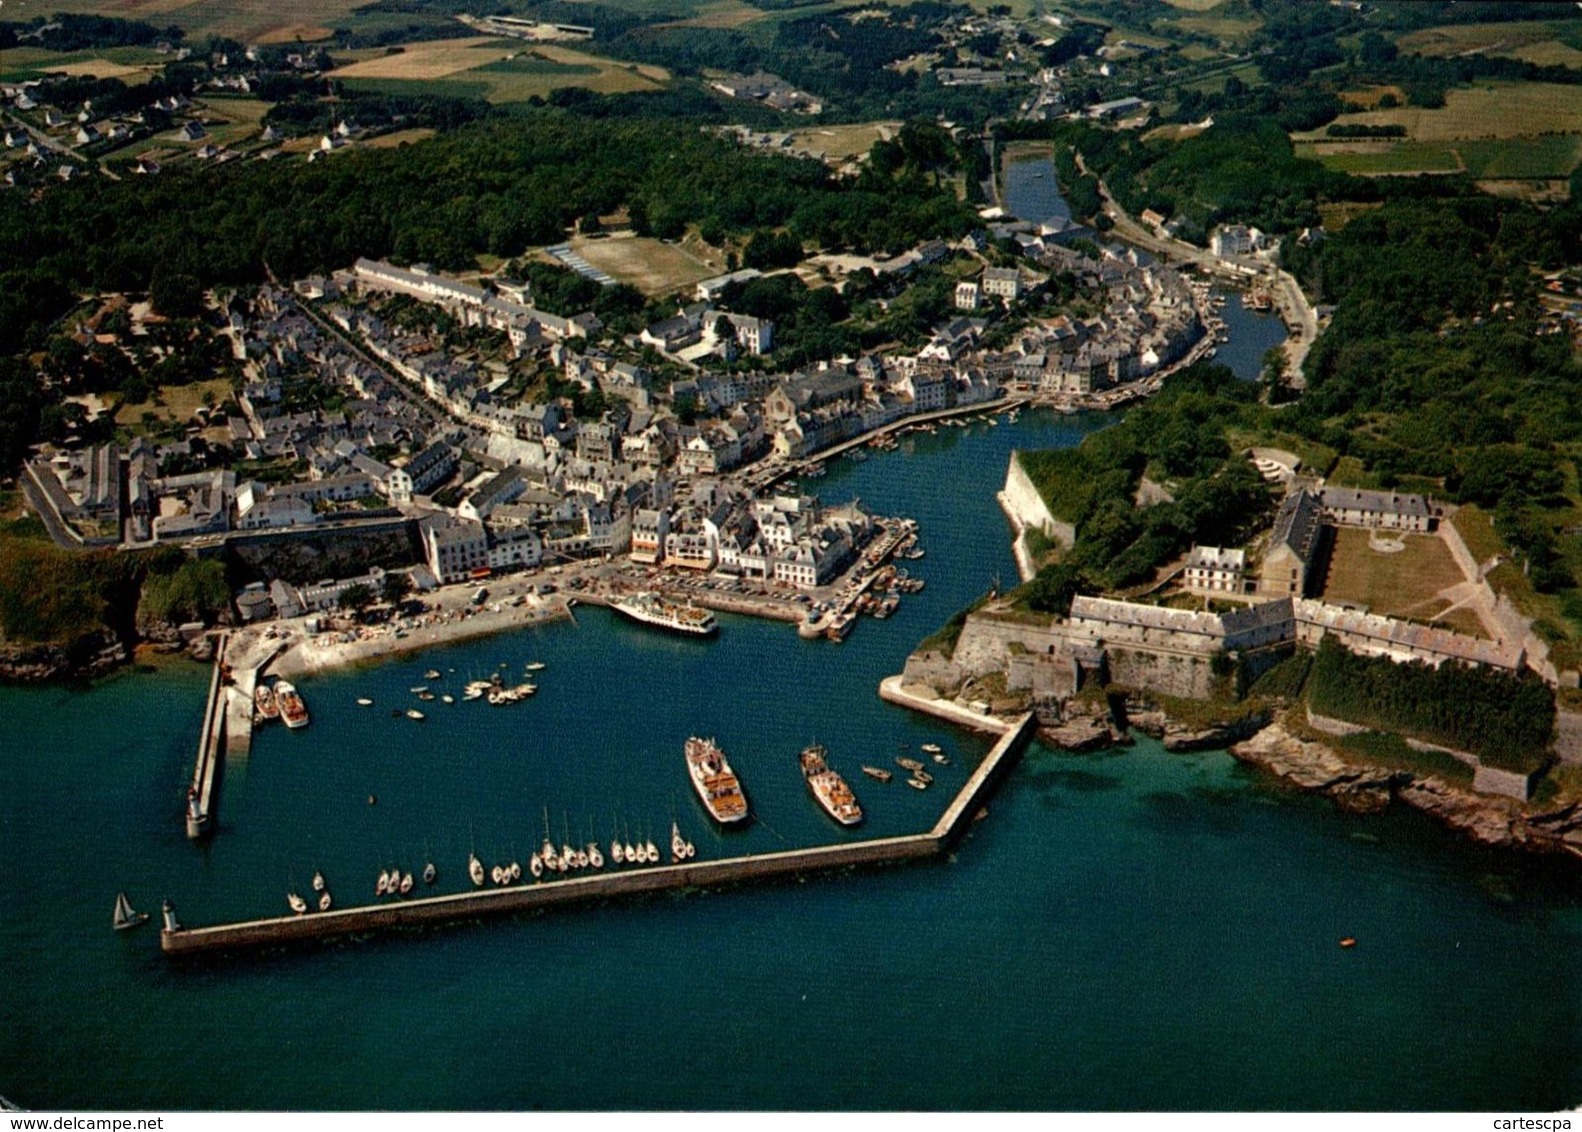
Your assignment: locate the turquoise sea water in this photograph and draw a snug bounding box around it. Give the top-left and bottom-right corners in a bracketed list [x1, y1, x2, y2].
[4, 410, 1582, 1111]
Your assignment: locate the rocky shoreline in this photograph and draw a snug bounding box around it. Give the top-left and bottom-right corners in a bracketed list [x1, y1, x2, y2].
[1229, 721, 1582, 859]
[1028, 695, 1582, 861]
[0, 620, 216, 684]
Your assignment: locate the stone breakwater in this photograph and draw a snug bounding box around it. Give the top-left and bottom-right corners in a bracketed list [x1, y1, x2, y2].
[1230, 721, 1582, 858]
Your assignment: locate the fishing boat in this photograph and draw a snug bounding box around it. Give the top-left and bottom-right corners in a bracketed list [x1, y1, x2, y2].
[800, 744, 863, 826]
[112, 892, 149, 931]
[907, 777, 929, 791]
[406, 709, 426, 721]
[685, 736, 750, 824]
[356, 697, 374, 706]
[861, 765, 893, 783]
[254, 683, 279, 721]
[469, 854, 485, 887]
[422, 862, 437, 885]
[896, 756, 925, 772]
[318, 892, 332, 912]
[312, 871, 325, 893]
[287, 892, 308, 914]
[276, 680, 309, 730]
[399, 872, 414, 895]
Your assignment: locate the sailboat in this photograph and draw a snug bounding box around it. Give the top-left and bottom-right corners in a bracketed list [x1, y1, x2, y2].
[312, 871, 325, 893]
[112, 892, 149, 931]
[376, 870, 390, 896]
[399, 872, 414, 895]
[423, 862, 437, 885]
[530, 853, 544, 880]
[541, 807, 558, 872]
[318, 891, 333, 912]
[287, 892, 308, 915]
[469, 854, 485, 887]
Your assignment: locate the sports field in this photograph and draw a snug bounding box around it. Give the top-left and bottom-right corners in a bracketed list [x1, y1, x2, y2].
[566, 235, 720, 296]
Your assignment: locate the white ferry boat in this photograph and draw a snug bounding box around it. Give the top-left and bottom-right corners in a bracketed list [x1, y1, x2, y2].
[685, 736, 749, 824]
[610, 592, 718, 637]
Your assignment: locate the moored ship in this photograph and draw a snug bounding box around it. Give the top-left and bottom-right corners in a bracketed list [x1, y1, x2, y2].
[685, 736, 749, 824]
[275, 680, 309, 730]
[800, 744, 862, 826]
[610, 592, 719, 637]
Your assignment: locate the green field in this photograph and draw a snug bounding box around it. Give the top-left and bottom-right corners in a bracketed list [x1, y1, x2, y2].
[1301, 135, 1582, 179]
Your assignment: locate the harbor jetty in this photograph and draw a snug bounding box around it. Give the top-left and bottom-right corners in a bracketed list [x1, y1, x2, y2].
[159, 712, 1036, 956]
[184, 634, 229, 840]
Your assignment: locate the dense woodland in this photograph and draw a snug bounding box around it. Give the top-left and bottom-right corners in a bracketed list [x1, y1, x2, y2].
[1015, 363, 1274, 613]
[1306, 637, 1554, 772]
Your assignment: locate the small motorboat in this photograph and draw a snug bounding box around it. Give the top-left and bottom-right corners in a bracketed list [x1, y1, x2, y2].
[913, 769, 934, 785]
[422, 862, 437, 885]
[406, 709, 425, 721]
[318, 891, 332, 912]
[907, 777, 929, 791]
[112, 892, 149, 932]
[920, 743, 942, 754]
[312, 871, 325, 893]
[441, 695, 455, 705]
[469, 854, 485, 887]
[423, 669, 441, 680]
[409, 686, 428, 695]
[287, 892, 308, 915]
[356, 697, 374, 707]
[1339, 937, 1357, 949]
[399, 872, 414, 895]
[417, 692, 436, 702]
[933, 753, 950, 765]
[526, 661, 546, 671]
[862, 766, 893, 782]
[896, 756, 925, 772]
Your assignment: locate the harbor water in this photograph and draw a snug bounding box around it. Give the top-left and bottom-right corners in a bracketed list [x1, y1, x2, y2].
[4, 409, 1582, 1110]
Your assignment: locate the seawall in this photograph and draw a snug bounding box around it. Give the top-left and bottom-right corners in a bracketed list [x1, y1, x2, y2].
[997, 452, 1073, 584]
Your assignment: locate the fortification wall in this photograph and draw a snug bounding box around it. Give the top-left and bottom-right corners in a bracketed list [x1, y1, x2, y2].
[1554, 708, 1582, 766]
[1106, 645, 1216, 700]
[1001, 452, 1074, 548]
[950, 614, 1069, 677]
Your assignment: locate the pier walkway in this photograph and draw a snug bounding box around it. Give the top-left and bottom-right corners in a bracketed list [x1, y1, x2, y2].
[160, 712, 1036, 955]
[184, 634, 229, 840]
